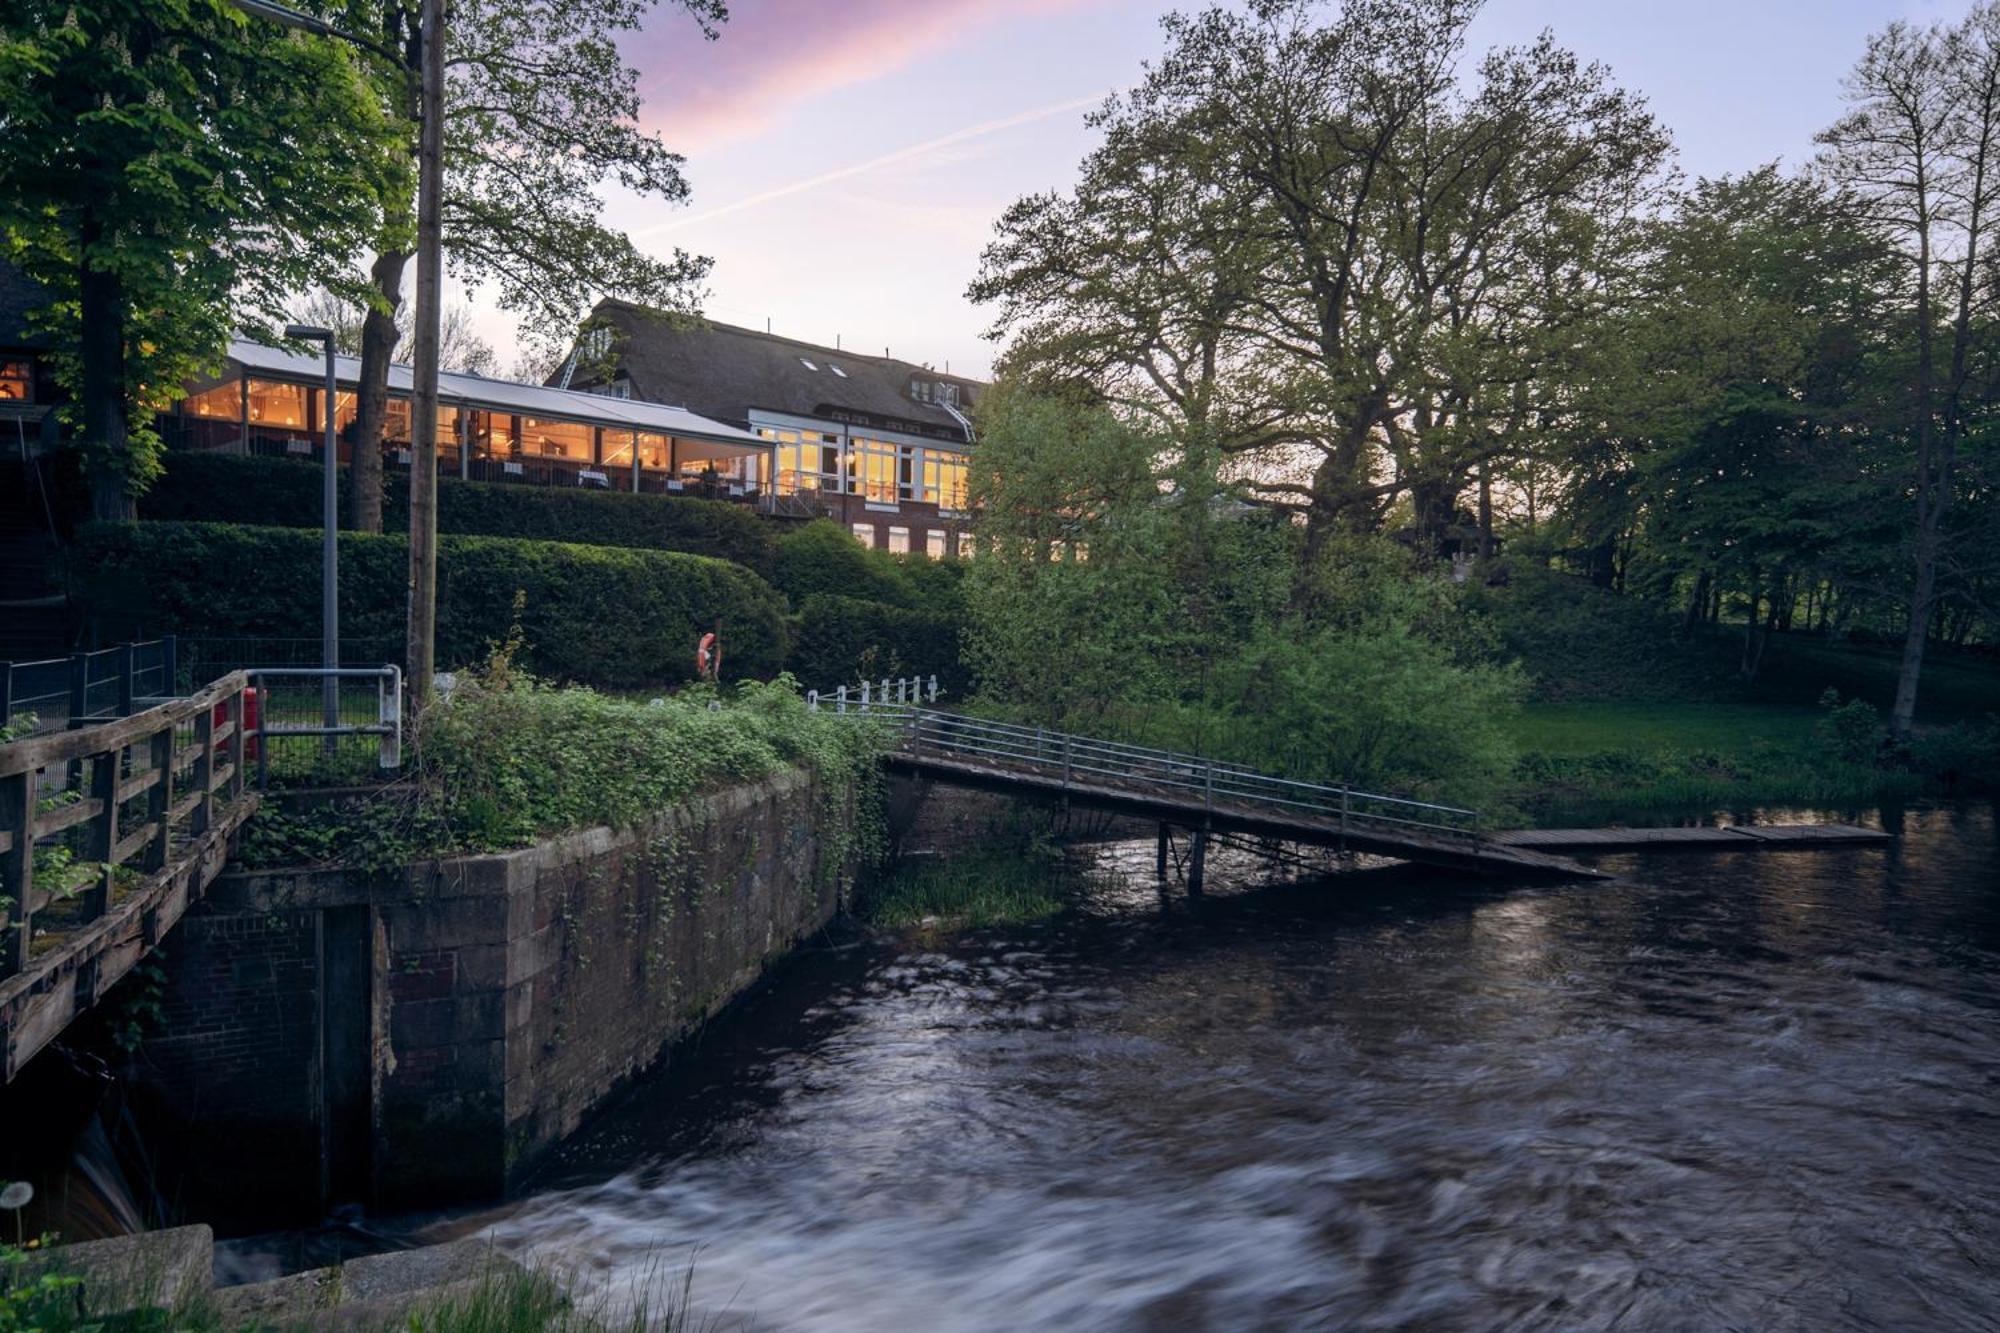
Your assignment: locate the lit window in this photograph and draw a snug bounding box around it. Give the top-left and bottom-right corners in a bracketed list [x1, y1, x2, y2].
[182, 380, 239, 419]
[925, 530, 945, 560]
[851, 523, 875, 547]
[887, 526, 910, 554]
[521, 416, 594, 461]
[0, 360, 31, 402]
[853, 436, 898, 503]
[956, 531, 974, 559]
[800, 357, 818, 371]
[246, 378, 308, 429]
[829, 364, 848, 378]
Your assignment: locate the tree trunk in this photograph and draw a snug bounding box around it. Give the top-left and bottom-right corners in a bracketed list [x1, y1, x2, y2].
[1681, 570, 1710, 637]
[352, 248, 409, 534]
[78, 234, 134, 523]
[1476, 463, 1494, 563]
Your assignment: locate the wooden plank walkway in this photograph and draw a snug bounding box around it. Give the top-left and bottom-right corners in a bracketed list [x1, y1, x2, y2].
[1496, 823, 1890, 851]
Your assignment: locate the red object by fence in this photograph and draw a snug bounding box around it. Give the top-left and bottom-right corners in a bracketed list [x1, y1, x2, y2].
[213, 687, 262, 761]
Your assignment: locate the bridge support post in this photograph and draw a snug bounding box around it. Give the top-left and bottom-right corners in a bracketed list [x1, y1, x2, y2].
[1188, 829, 1207, 896]
[1155, 823, 1169, 878]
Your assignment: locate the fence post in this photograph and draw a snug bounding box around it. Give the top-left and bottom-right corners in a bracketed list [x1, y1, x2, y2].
[83, 747, 117, 920]
[191, 704, 214, 837]
[836, 684, 847, 715]
[117, 642, 135, 717]
[146, 726, 173, 872]
[927, 675, 938, 702]
[67, 652, 88, 728]
[226, 683, 247, 800]
[0, 768, 35, 978]
[378, 666, 403, 770]
[880, 679, 890, 710]
[859, 681, 870, 712]
[807, 689, 819, 713]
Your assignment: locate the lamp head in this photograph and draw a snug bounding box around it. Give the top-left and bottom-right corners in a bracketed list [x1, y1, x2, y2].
[285, 324, 333, 344]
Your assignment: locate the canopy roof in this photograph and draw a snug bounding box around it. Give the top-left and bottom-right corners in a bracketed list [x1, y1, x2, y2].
[226, 339, 766, 453]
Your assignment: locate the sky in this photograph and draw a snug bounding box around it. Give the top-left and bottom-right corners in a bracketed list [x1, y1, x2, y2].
[463, 0, 1968, 381]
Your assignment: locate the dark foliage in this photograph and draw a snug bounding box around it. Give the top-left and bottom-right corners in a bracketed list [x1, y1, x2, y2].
[789, 594, 967, 695]
[137, 452, 777, 575]
[71, 520, 789, 687]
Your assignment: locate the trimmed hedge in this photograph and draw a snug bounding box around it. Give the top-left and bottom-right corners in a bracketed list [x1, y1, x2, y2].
[771, 518, 969, 617]
[71, 521, 789, 688]
[789, 593, 967, 695]
[139, 452, 778, 576]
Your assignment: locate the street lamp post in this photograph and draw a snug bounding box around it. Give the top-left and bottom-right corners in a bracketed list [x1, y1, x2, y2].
[284, 323, 340, 754]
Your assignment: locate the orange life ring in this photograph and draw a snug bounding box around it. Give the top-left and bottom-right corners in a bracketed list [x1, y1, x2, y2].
[696, 632, 719, 680]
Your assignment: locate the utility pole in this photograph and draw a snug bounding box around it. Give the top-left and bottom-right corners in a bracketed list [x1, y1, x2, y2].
[405, 0, 445, 711]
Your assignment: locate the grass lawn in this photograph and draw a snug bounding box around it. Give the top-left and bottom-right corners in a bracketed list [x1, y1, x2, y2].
[1500, 698, 1924, 827]
[1506, 701, 1822, 759]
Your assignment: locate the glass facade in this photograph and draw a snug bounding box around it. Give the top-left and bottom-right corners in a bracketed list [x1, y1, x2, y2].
[853, 437, 898, 503]
[246, 378, 308, 430]
[521, 417, 594, 462]
[184, 381, 240, 420]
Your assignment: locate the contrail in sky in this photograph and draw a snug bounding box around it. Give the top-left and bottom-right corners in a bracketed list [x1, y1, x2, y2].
[633, 94, 1101, 239]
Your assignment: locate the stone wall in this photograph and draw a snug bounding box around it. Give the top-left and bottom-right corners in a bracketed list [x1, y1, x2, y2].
[133, 766, 856, 1226]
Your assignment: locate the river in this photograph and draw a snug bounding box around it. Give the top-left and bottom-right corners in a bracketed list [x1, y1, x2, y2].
[471, 805, 1998, 1331]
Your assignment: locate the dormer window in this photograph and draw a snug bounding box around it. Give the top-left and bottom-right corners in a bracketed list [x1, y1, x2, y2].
[911, 378, 930, 403]
[582, 326, 611, 358]
[937, 382, 958, 407]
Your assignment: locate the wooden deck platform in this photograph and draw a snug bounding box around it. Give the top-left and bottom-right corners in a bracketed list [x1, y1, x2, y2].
[1495, 823, 1890, 851]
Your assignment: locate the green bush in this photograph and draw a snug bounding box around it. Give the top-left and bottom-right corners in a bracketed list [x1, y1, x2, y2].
[789, 593, 966, 694]
[771, 519, 918, 607]
[70, 521, 789, 688]
[139, 452, 777, 574]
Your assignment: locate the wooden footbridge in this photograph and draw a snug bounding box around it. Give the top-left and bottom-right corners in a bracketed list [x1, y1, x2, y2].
[812, 688, 1605, 883]
[0, 673, 262, 1081]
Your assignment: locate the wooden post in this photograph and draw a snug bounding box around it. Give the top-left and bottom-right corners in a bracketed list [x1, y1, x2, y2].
[0, 769, 35, 976]
[226, 685, 247, 800]
[83, 747, 117, 919]
[146, 726, 172, 872]
[191, 705, 214, 837]
[1188, 829, 1207, 895]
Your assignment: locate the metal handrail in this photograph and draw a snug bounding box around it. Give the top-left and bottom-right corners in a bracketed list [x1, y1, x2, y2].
[806, 677, 1482, 840]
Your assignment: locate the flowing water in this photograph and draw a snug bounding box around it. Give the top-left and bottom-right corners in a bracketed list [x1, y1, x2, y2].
[471, 805, 1999, 1331]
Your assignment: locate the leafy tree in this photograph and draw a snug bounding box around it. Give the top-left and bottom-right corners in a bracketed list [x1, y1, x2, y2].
[0, 0, 397, 519]
[1817, 3, 2000, 734]
[333, 0, 724, 532]
[973, 0, 1669, 592]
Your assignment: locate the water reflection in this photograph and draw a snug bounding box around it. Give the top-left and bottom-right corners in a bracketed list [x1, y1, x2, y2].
[481, 805, 1999, 1331]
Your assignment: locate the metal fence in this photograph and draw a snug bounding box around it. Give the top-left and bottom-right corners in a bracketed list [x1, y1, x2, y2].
[808, 675, 1481, 840]
[1, 639, 179, 738]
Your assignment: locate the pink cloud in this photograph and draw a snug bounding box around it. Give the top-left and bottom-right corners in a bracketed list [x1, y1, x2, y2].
[633, 0, 1093, 150]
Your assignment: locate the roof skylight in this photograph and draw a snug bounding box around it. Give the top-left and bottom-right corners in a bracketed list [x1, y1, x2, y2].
[829, 364, 848, 377]
[799, 357, 818, 371]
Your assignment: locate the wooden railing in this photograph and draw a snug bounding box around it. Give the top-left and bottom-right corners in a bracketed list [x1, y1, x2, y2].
[0, 672, 257, 979]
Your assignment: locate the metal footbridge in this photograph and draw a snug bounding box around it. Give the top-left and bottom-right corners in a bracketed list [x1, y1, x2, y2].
[813, 681, 1601, 883]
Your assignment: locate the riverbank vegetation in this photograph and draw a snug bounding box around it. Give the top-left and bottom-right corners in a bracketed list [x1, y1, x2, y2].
[958, 0, 1999, 823]
[238, 665, 886, 874]
[859, 847, 1090, 930]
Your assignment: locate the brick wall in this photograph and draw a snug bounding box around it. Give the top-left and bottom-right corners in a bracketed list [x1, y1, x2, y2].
[136, 905, 323, 1226]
